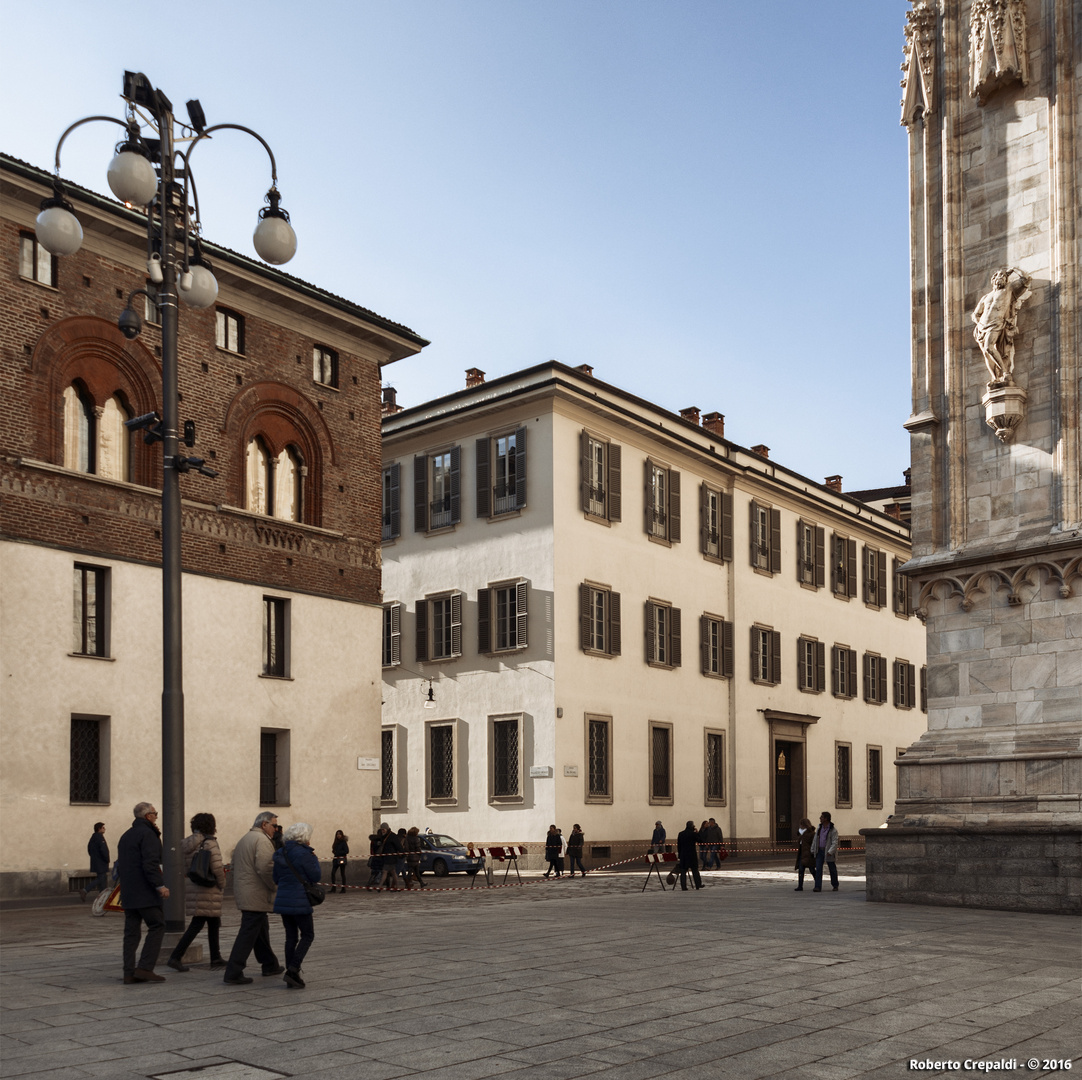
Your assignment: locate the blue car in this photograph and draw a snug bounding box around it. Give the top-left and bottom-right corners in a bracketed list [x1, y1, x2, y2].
[419, 833, 482, 877]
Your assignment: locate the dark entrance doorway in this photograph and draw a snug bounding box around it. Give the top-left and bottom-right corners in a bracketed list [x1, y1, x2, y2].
[773, 739, 805, 843]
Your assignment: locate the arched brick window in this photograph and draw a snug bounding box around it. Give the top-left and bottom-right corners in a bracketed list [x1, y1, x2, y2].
[63, 386, 132, 480]
[245, 437, 305, 522]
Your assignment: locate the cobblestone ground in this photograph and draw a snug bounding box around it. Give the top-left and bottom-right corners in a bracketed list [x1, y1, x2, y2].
[1, 863, 1078, 1080]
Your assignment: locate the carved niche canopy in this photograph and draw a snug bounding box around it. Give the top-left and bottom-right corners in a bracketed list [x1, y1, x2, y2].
[901, 2, 937, 128]
[969, 0, 1029, 104]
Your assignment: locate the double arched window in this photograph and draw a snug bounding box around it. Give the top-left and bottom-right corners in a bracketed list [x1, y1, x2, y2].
[246, 437, 305, 521]
[63, 383, 132, 481]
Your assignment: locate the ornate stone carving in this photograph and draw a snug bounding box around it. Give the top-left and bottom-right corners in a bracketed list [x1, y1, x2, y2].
[972, 267, 1031, 441]
[901, 2, 937, 128]
[969, 0, 1028, 104]
[915, 556, 1082, 614]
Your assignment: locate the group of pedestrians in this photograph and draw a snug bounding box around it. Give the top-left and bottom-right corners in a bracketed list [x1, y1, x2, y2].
[114, 804, 321, 990]
[794, 811, 840, 892]
[366, 822, 426, 890]
[542, 824, 586, 878]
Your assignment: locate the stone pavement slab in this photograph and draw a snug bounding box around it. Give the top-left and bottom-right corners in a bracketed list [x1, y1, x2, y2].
[1, 869, 1079, 1078]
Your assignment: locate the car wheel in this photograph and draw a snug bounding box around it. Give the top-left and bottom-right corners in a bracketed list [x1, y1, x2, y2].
[432, 858, 449, 877]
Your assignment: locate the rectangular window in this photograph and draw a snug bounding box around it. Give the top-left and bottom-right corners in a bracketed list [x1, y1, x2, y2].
[260, 728, 290, 805]
[478, 580, 528, 653]
[427, 721, 457, 803]
[836, 742, 852, 808]
[382, 602, 402, 668]
[19, 232, 57, 287]
[586, 715, 612, 803]
[868, 746, 883, 808]
[750, 502, 781, 573]
[381, 463, 400, 541]
[832, 645, 858, 699]
[73, 564, 109, 657]
[476, 429, 527, 517]
[70, 716, 108, 803]
[416, 591, 463, 662]
[649, 722, 673, 804]
[144, 280, 161, 324]
[215, 308, 244, 353]
[313, 345, 338, 387]
[751, 626, 781, 685]
[893, 659, 916, 709]
[381, 728, 395, 804]
[262, 597, 290, 677]
[705, 729, 725, 805]
[645, 600, 681, 668]
[863, 653, 888, 704]
[700, 614, 734, 678]
[700, 484, 733, 561]
[645, 460, 681, 542]
[580, 583, 621, 656]
[863, 546, 887, 607]
[490, 715, 522, 801]
[580, 431, 622, 522]
[893, 557, 911, 615]
[797, 520, 825, 587]
[831, 534, 857, 598]
[797, 636, 825, 693]
[414, 448, 461, 532]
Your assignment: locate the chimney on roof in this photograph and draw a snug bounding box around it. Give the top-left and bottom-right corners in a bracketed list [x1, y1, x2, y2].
[701, 411, 725, 438]
[381, 385, 402, 415]
[751, 444, 770, 459]
[679, 406, 701, 426]
[886, 503, 903, 520]
[575, 364, 594, 378]
[465, 367, 486, 388]
[903, 467, 912, 487]
[825, 474, 843, 492]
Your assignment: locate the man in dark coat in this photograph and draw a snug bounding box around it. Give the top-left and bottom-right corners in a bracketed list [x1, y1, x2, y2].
[80, 822, 110, 902]
[117, 802, 169, 983]
[676, 821, 703, 891]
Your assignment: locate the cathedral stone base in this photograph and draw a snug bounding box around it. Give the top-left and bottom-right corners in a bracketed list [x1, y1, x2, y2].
[861, 824, 1081, 915]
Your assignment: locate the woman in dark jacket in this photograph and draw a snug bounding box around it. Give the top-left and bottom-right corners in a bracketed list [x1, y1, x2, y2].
[272, 822, 321, 988]
[543, 824, 562, 878]
[794, 817, 814, 891]
[330, 830, 349, 893]
[566, 825, 586, 878]
[404, 826, 425, 889]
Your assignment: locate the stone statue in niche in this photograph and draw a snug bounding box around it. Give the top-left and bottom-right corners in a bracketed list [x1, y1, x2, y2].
[969, 0, 1028, 104]
[972, 267, 1031, 387]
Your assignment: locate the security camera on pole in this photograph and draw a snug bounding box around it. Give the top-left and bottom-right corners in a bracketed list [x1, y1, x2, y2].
[35, 72, 298, 933]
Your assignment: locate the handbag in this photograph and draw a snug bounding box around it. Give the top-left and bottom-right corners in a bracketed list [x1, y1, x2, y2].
[282, 844, 325, 906]
[187, 840, 217, 888]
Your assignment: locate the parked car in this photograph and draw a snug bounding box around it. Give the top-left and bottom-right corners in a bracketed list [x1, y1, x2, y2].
[419, 833, 482, 877]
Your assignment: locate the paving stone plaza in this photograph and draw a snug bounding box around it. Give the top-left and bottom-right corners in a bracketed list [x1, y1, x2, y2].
[1, 864, 1078, 1080]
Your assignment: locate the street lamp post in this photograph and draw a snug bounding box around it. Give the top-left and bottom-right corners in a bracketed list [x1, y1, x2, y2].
[36, 72, 298, 932]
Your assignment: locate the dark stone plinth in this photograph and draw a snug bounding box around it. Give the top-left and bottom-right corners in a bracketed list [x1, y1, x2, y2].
[861, 823, 1081, 915]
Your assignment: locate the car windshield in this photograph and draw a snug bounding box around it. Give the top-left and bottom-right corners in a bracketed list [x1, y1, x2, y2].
[428, 834, 464, 849]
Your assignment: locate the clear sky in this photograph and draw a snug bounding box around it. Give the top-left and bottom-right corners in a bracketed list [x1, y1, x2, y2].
[1, 1, 913, 492]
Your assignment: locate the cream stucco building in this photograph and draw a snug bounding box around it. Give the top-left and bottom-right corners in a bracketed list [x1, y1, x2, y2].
[380, 364, 928, 860]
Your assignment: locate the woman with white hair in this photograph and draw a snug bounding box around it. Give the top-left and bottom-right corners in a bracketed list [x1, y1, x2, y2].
[272, 822, 321, 988]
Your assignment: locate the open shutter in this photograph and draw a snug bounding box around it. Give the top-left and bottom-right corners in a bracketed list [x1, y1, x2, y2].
[414, 455, 428, 533]
[846, 539, 857, 599]
[816, 641, 825, 693]
[721, 492, 733, 561]
[921, 665, 927, 711]
[878, 656, 888, 703]
[416, 600, 428, 661]
[580, 430, 591, 513]
[797, 638, 807, 687]
[863, 654, 872, 702]
[669, 471, 681, 543]
[893, 660, 902, 705]
[477, 587, 491, 653]
[769, 508, 781, 573]
[749, 502, 759, 566]
[700, 616, 710, 674]
[450, 591, 463, 657]
[515, 580, 528, 647]
[514, 427, 527, 509]
[475, 438, 490, 518]
[449, 446, 461, 524]
[670, 607, 681, 667]
[830, 534, 840, 592]
[847, 649, 858, 698]
[607, 443, 621, 521]
[387, 463, 400, 539]
[721, 619, 734, 677]
[814, 526, 825, 587]
[832, 646, 841, 695]
[579, 583, 591, 651]
[877, 550, 887, 607]
[750, 626, 759, 677]
[644, 601, 656, 662]
[609, 591, 621, 654]
[770, 630, 781, 685]
[643, 460, 654, 536]
[700, 485, 708, 555]
[906, 663, 916, 708]
[390, 603, 402, 666]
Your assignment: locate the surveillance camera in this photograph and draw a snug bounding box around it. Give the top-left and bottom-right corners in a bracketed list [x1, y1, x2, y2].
[118, 306, 143, 339]
[124, 411, 160, 433]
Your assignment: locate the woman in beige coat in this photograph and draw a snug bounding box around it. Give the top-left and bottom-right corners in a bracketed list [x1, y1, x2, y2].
[167, 812, 227, 971]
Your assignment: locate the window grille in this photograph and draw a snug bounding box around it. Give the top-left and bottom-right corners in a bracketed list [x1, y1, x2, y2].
[492, 719, 519, 797]
[381, 729, 394, 802]
[836, 743, 852, 806]
[430, 725, 454, 800]
[868, 747, 882, 806]
[650, 725, 671, 801]
[70, 718, 101, 802]
[260, 732, 278, 804]
[706, 732, 724, 802]
[588, 718, 610, 798]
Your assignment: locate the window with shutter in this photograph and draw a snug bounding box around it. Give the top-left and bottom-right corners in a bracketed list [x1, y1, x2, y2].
[920, 665, 928, 712]
[863, 653, 888, 704]
[382, 602, 402, 668]
[481, 580, 528, 653]
[797, 637, 824, 693]
[381, 463, 400, 541]
[832, 645, 857, 699]
[831, 534, 857, 598]
[420, 592, 463, 661]
[893, 659, 916, 709]
[645, 462, 680, 543]
[416, 448, 461, 532]
[797, 520, 825, 587]
[893, 557, 912, 615]
[751, 626, 780, 685]
[863, 547, 887, 607]
[646, 600, 680, 668]
[581, 432, 621, 522]
[581, 583, 620, 657]
[479, 429, 527, 517]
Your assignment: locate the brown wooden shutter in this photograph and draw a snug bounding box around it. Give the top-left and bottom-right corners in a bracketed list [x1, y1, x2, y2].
[387, 463, 400, 538]
[670, 607, 681, 667]
[416, 599, 428, 661]
[669, 471, 681, 543]
[580, 431, 591, 513]
[797, 637, 807, 687]
[770, 630, 781, 685]
[607, 444, 621, 521]
[414, 455, 428, 533]
[579, 583, 591, 651]
[769, 508, 781, 573]
[644, 601, 655, 662]
[721, 619, 734, 677]
[893, 659, 902, 705]
[878, 656, 888, 703]
[906, 663, 916, 708]
[609, 591, 621, 654]
[721, 492, 733, 561]
[846, 539, 857, 598]
[516, 580, 528, 648]
[920, 665, 927, 711]
[847, 649, 858, 698]
[830, 534, 840, 592]
[816, 641, 825, 693]
[863, 546, 873, 603]
[643, 460, 654, 536]
[514, 426, 527, 509]
[700, 615, 710, 674]
[814, 526, 825, 587]
[475, 438, 490, 518]
[749, 502, 759, 566]
[700, 484, 708, 555]
[477, 587, 491, 653]
[863, 653, 872, 702]
[390, 603, 401, 666]
[877, 550, 887, 607]
[450, 591, 463, 657]
[750, 626, 759, 679]
[449, 446, 461, 524]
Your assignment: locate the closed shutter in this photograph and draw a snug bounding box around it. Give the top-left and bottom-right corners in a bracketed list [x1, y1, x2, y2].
[669, 471, 681, 543]
[387, 463, 400, 539]
[770, 630, 781, 685]
[514, 427, 527, 509]
[847, 649, 858, 698]
[579, 583, 592, 651]
[416, 600, 428, 661]
[390, 603, 401, 666]
[670, 607, 681, 667]
[846, 539, 857, 598]
[877, 551, 887, 607]
[475, 438, 490, 518]
[721, 492, 733, 561]
[477, 587, 491, 653]
[700, 615, 711, 674]
[769, 508, 781, 573]
[515, 580, 528, 647]
[580, 430, 591, 513]
[450, 591, 463, 657]
[814, 526, 825, 587]
[609, 591, 621, 655]
[607, 443, 622, 521]
[414, 455, 428, 533]
[644, 600, 656, 663]
[721, 619, 734, 677]
[449, 446, 461, 524]
[816, 641, 825, 693]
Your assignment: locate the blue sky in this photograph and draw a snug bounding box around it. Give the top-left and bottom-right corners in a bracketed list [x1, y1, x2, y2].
[1, 1, 913, 491]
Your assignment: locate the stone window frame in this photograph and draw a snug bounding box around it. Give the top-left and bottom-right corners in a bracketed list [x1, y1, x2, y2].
[835, 740, 853, 809]
[867, 745, 883, 809]
[585, 713, 613, 805]
[488, 713, 524, 804]
[704, 727, 726, 807]
[648, 720, 674, 805]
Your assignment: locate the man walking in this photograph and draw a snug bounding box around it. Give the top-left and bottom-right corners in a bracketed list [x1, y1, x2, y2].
[811, 811, 840, 892]
[701, 818, 724, 870]
[676, 820, 703, 891]
[117, 803, 169, 983]
[80, 821, 110, 902]
[223, 812, 283, 985]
